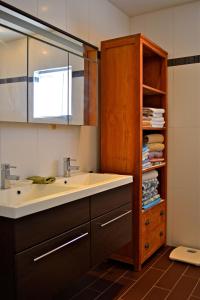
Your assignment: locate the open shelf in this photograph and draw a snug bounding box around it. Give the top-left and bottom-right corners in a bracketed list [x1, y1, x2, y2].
[142, 162, 166, 173]
[143, 84, 166, 96]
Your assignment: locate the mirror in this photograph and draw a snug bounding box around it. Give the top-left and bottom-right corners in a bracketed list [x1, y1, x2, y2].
[0, 2, 98, 126]
[0, 26, 27, 122]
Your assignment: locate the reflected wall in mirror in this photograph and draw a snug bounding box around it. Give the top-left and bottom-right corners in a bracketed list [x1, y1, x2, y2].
[28, 38, 69, 124]
[69, 53, 84, 125]
[0, 26, 27, 122]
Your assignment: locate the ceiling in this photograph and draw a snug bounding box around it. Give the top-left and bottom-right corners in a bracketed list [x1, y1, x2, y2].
[108, 0, 197, 16]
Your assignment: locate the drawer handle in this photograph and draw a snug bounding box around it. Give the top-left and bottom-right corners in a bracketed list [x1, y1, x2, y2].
[100, 210, 132, 228]
[33, 232, 89, 262]
[160, 231, 164, 237]
[145, 243, 150, 249]
[160, 210, 165, 216]
[145, 219, 150, 225]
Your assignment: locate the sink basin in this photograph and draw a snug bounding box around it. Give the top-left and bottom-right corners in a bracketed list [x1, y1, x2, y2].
[0, 184, 75, 205]
[55, 173, 127, 187]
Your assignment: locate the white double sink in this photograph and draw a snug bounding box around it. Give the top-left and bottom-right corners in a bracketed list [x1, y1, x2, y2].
[0, 173, 133, 219]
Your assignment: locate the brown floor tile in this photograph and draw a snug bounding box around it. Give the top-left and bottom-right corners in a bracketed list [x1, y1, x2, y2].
[71, 288, 99, 300]
[121, 267, 164, 300]
[152, 247, 173, 270]
[166, 276, 198, 300]
[95, 277, 133, 300]
[192, 281, 200, 297]
[156, 262, 187, 289]
[143, 287, 169, 300]
[91, 265, 126, 293]
[189, 297, 200, 300]
[185, 266, 200, 279]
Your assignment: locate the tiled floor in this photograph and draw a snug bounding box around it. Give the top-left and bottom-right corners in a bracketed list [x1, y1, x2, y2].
[63, 246, 200, 300]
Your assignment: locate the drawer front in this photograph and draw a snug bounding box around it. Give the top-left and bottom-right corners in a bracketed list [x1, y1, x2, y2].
[14, 197, 90, 253]
[91, 203, 132, 266]
[15, 223, 90, 300]
[142, 201, 166, 234]
[141, 223, 166, 263]
[91, 184, 132, 219]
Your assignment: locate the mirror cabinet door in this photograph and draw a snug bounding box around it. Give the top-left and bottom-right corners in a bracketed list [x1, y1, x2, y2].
[28, 38, 69, 124]
[0, 26, 27, 122]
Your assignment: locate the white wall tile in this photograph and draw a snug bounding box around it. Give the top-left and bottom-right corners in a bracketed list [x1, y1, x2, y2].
[38, 0, 67, 30]
[67, 0, 89, 41]
[173, 64, 200, 128]
[168, 67, 174, 128]
[168, 187, 199, 248]
[89, 0, 130, 47]
[0, 123, 38, 178]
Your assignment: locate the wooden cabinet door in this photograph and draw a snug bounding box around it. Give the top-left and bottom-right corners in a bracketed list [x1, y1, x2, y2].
[91, 203, 132, 266]
[15, 223, 90, 300]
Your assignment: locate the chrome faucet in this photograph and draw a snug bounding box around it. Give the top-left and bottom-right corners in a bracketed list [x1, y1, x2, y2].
[63, 157, 79, 177]
[0, 164, 20, 189]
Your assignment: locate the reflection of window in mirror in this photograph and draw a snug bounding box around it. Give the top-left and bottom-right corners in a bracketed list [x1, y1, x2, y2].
[33, 66, 72, 118]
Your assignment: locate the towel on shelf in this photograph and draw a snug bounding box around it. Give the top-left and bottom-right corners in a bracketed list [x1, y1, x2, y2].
[142, 170, 158, 182]
[27, 176, 56, 184]
[148, 151, 163, 159]
[143, 107, 165, 115]
[144, 134, 164, 144]
[148, 143, 165, 152]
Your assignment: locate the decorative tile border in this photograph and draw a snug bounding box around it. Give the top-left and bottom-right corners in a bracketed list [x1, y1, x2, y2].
[168, 55, 200, 67]
[0, 70, 84, 85]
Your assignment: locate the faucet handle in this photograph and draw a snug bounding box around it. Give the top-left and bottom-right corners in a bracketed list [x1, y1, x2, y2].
[10, 166, 17, 169]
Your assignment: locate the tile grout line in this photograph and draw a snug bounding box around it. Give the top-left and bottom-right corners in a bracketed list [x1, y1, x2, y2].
[154, 285, 171, 292]
[139, 262, 175, 300]
[69, 264, 115, 300]
[163, 265, 189, 300]
[189, 277, 200, 299]
[119, 247, 172, 299]
[93, 269, 129, 300]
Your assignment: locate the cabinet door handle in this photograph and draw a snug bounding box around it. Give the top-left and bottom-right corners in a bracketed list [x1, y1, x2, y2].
[33, 232, 89, 262]
[160, 210, 165, 216]
[160, 231, 164, 237]
[145, 243, 150, 249]
[100, 210, 132, 228]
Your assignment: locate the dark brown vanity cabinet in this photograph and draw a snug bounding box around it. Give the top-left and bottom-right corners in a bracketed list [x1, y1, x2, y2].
[0, 184, 132, 300]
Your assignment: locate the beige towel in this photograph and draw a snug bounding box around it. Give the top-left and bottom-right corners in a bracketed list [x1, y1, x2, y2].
[148, 143, 165, 152]
[144, 134, 164, 144]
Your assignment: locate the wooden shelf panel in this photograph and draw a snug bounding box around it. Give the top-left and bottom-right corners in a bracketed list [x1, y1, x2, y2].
[142, 163, 166, 173]
[143, 84, 166, 96]
[142, 127, 166, 131]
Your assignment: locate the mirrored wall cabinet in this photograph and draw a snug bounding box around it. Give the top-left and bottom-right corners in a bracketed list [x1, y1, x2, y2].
[0, 1, 98, 125]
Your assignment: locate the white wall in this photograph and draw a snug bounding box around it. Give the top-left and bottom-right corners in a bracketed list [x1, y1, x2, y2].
[1, 0, 130, 178]
[131, 1, 200, 249]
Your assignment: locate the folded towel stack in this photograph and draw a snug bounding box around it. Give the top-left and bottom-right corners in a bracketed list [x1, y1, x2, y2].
[142, 145, 152, 169]
[27, 176, 56, 184]
[144, 134, 165, 166]
[142, 170, 161, 210]
[143, 107, 165, 128]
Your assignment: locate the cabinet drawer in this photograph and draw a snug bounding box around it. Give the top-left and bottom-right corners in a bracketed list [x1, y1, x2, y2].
[91, 184, 132, 219]
[142, 201, 166, 234]
[91, 203, 132, 266]
[141, 223, 166, 263]
[15, 223, 90, 300]
[14, 197, 90, 253]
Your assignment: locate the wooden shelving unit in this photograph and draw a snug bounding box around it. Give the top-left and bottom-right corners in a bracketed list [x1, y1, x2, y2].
[100, 34, 168, 270]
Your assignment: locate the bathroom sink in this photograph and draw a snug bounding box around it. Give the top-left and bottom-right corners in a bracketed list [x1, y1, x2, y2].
[56, 173, 128, 187]
[0, 172, 133, 218]
[0, 184, 75, 205]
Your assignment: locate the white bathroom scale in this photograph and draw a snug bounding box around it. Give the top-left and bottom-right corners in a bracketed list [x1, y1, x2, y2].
[169, 246, 200, 266]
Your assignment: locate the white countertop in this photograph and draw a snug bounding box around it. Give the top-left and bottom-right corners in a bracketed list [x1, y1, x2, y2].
[0, 173, 133, 219]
